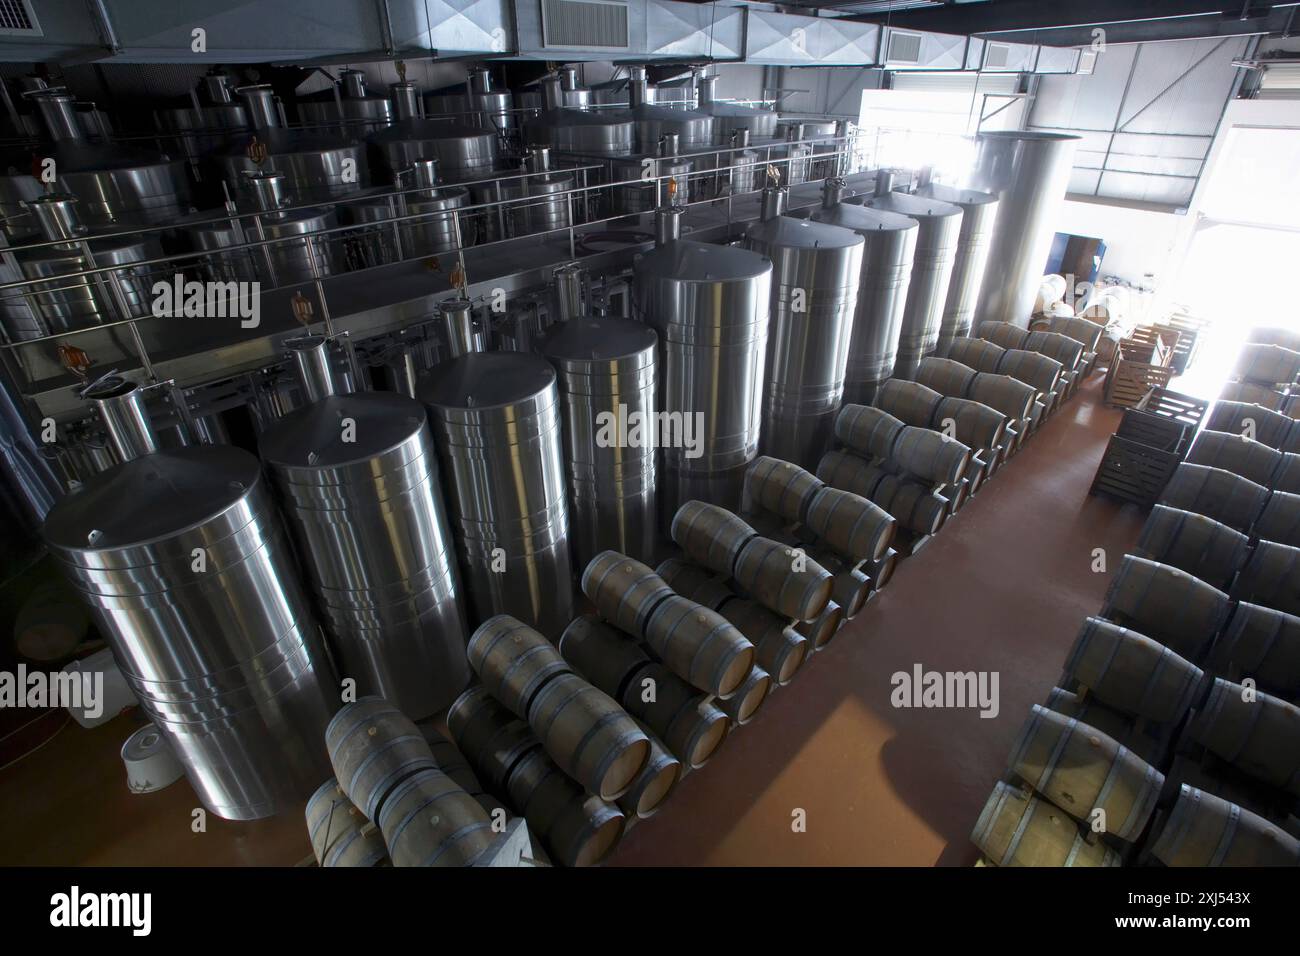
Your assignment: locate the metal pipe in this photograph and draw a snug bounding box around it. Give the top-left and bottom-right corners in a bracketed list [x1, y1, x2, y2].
[629, 66, 648, 109]
[440, 299, 478, 358]
[761, 186, 788, 221]
[655, 206, 683, 246]
[84, 377, 158, 462]
[541, 75, 564, 111]
[287, 335, 337, 401]
[553, 263, 583, 321]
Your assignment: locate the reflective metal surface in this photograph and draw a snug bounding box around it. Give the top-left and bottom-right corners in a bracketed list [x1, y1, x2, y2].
[633, 240, 772, 522]
[218, 129, 369, 203]
[184, 205, 338, 286]
[419, 352, 574, 638]
[810, 200, 919, 404]
[367, 120, 499, 184]
[42, 431, 336, 820]
[470, 171, 573, 241]
[852, 189, 962, 381]
[744, 213, 863, 468]
[259, 343, 470, 719]
[525, 109, 636, 157]
[969, 131, 1079, 329]
[539, 316, 659, 568]
[38, 143, 192, 229]
[349, 183, 474, 260]
[914, 182, 999, 355]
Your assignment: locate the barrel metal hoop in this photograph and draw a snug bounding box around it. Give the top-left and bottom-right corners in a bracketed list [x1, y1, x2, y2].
[1062, 831, 1086, 868]
[1036, 714, 1076, 795]
[1001, 791, 1036, 867]
[1208, 801, 1240, 868]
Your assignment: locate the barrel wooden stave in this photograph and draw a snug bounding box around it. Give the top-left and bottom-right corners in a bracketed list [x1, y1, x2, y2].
[1062, 616, 1205, 724]
[505, 748, 625, 867]
[621, 661, 729, 769]
[971, 781, 1121, 867]
[1207, 400, 1293, 451]
[306, 779, 390, 867]
[655, 558, 735, 611]
[733, 535, 834, 622]
[1232, 538, 1300, 617]
[915, 356, 978, 398]
[892, 425, 971, 487]
[643, 593, 755, 697]
[1252, 491, 1300, 548]
[669, 501, 758, 578]
[1211, 601, 1300, 699]
[1158, 463, 1269, 534]
[1135, 505, 1250, 592]
[805, 485, 896, 563]
[835, 403, 904, 460]
[1190, 678, 1300, 797]
[745, 456, 824, 523]
[1101, 555, 1229, 663]
[948, 336, 1006, 373]
[1150, 783, 1300, 866]
[876, 378, 943, 428]
[721, 598, 809, 683]
[326, 697, 439, 821]
[580, 551, 674, 638]
[817, 449, 888, 501]
[557, 615, 651, 702]
[376, 767, 495, 867]
[466, 615, 573, 716]
[1185, 429, 1283, 487]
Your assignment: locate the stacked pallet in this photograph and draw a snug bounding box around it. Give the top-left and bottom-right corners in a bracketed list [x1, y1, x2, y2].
[1089, 387, 1208, 509]
[1101, 326, 1179, 409]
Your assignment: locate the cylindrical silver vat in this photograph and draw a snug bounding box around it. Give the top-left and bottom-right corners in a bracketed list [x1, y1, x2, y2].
[259, 342, 470, 719]
[612, 152, 691, 215]
[154, 102, 250, 163]
[914, 182, 999, 354]
[51, 144, 193, 229]
[744, 215, 864, 468]
[367, 120, 498, 184]
[419, 352, 574, 638]
[471, 169, 574, 242]
[539, 317, 659, 569]
[628, 104, 715, 153]
[390, 82, 422, 121]
[810, 200, 919, 404]
[852, 188, 962, 381]
[217, 130, 369, 203]
[347, 182, 474, 260]
[524, 109, 636, 157]
[968, 131, 1079, 328]
[238, 85, 281, 129]
[633, 240, 772, 522]
[42, 391, 336, 820]
[728, 129, 760, 194]
[184, 204, 337, 286]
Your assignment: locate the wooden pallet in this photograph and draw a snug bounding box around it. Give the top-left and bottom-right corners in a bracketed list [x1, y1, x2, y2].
[1089, 433, 1182, 508]
[1135, 386, 1209, 428]
[1104, 359, 1174, 409]
[1158, 314, 1211, 374]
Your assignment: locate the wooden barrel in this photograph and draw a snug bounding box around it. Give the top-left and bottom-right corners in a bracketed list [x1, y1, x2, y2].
[835, 403, 904, 460]
[621, 661, 729, 769]
[892, 426, 970, 486]
[421, 729, 504, 819]
[1135, 505, 1250, 591]
[376, 767, 495, 867]
[1207, 400, 1293, 451]
[745, 456, 823, 523]
[1271, 452, 1300, 493]
[804, 486, 895, 563]
[526, 671, 650, 800]
[655, 558, 734, 611]
[466, 615, 572, 716]
[669, 500, 758, 577]
[1023, 330, 1084, 371]
[968, 372, 1036, 422]
[1101, 555, 1229, 662]
[733, 536, 834, 622]
[997, 349, 1062, 395]
[948, 335, 1006, 373]
[1233, 342, 1300, 386]
[1286, 418, 1300, 455]
[871, 475, 947, 536]
[1158, 463, 1269, 533]
[1150, 783, 1300, 867]
[1062, 617, 1205, 724]
[1221, 380, 1286, 410]
[876, 379, 944, 428]
[446, 685, 543, 792]
[1189, 678, 1300, 797]
[796, 597, 844, 649]
[1232, 538, 1300, 616]
[326, 697, 439, 821]
[971, 781, 1121, 867]
[615, 725, 681, 820]
[915, 356, 978, 398]
[643, 594, 756, 697]
[505, 748, 624, 867]
[817, 449, 887, 500]
[934, 396, 1008, 452]
[1252, 491, 1300, 548]
[977, 321, 1029, 350]
[306, 780, 390, 867]
[720, 598, 809, 684]
[580, 551, 674, 638]
[830, 566, 872, 619]
[1211, 601, 1300, 699]
[557, 615, 651, 702]
[1185, 429, 1283, 487]
[1044, 687, 1135, 745]
[1007, 704, 1164, 842]
[717, 664, 771, 726]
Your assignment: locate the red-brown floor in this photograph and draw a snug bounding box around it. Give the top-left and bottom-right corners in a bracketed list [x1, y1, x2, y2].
[0, 375, 1145, 866]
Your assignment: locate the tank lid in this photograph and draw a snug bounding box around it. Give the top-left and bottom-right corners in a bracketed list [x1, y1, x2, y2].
[367, 119, 494, 144]
[43, 446, 262, 554]
[810, 202, 918, 235]
[259, 392, 428, 470]
[914, 182, 998, 207]
[418, 351, 557, 411]
[859, 189, 962, 221]
[634, 239, 771, 282]
[538, 317, 657, 365]
[746, 214, 863, 251]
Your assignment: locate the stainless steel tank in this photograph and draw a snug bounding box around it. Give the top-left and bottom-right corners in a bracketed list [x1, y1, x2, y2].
[697, 76, 779, 144]
[153, 102, 249, 163]
[418, 350, 574, 638]
[539, 315, 659, 569]
[217, 129, 369, 203]
[914, 179, 999, 355]
[425, 68, 514, 134]
[625, 66, 714, 153]
[612, 148, 691, 215]
[810, 189, 918, 404]
[525, 109, 635, 157]
[42, 378, 336, 820]
[347, 162, 474, 261]
[183, 171, 337, 285]
[298, 70, 394, 133]
[367, 120, 498, 184]
[968, 131, 1079, 329]
[470, 154, 574, 242]
[744, 190, 863, 469]
[726, 129, 760, 195]
[633, 231, 772, 522]
[853, 184, 962, 381]
[32, 143, 192, 229]
[259, 337, 470, 719]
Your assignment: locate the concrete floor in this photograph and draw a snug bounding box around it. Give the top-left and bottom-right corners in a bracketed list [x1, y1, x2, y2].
[0, 375, 1145, 866]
